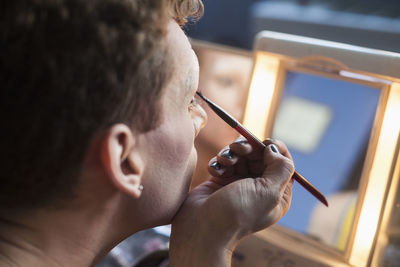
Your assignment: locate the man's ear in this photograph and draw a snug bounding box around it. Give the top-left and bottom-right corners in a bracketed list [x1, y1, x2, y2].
[100, 124, 144, 198]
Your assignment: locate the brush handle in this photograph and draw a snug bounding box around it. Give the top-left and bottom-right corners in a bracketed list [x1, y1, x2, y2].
[235, 124, 328, 207]
[196, 91, 328, 206]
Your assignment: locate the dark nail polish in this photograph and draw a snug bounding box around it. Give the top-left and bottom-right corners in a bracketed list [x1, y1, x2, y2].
[270, 144, 280, 154]
[210, 161, 221, 170]
[233, 139, 247, 144]
[221, 149, 233, 159]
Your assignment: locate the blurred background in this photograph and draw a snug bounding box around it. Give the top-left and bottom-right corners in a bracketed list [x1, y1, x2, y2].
[185, 0, 400, 52]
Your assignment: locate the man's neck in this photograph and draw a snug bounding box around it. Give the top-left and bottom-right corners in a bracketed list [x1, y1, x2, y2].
[0, 196, 135, 267]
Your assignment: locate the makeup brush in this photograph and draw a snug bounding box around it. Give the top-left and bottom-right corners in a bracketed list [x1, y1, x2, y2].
[196, 91, 328, 207]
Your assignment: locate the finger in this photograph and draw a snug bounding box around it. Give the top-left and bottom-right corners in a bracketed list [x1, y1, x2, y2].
[234, 158, 249, 177]
[262, 138, 292, 160]
[209, 175, 242, 187]
[208, 157, 235, 178]
[262, 144, 295, 192]
[217, 147, 238, 166]
[229, 138, 253, 156]
[280, 179, 295, 214]
[208, 157, 225, 177]
[248, 160, 265, 177]
[230, 138, 262, 161]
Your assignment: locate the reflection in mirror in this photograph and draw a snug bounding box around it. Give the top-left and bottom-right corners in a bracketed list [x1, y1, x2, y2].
[270, 69, 382, 251]
[191, 41, 253, 188]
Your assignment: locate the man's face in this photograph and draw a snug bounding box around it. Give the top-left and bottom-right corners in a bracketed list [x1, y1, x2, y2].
[135, 20, 207, 226]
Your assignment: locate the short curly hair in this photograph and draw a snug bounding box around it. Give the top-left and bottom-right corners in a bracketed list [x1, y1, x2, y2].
[0, 0, 203, 212]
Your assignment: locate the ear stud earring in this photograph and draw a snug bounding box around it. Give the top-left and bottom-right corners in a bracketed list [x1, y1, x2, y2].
[138, 185, 144, 191]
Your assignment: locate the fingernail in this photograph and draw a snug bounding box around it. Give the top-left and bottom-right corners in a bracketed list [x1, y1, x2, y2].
[233, 139, 247, 144]
[270, 144, 280, 154]
[221, 149, 233, 159]
[210, 161, 221, 170]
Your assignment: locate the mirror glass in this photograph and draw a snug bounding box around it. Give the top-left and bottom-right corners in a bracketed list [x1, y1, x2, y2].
[271, 68, 382, 251]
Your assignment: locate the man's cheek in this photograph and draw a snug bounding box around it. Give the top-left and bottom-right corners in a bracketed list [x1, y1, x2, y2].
[157, 123, 194, 167]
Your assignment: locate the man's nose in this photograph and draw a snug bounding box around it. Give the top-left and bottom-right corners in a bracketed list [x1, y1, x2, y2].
[193, 104, 208, 136]
[198, 105, 208, 129]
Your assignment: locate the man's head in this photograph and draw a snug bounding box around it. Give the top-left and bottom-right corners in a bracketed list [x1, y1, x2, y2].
[0, 0, 203, 213]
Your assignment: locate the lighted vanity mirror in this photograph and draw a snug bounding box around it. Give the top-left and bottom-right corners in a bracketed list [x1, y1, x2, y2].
[272, 64, 382, 251]
[242, 31, 400, 266]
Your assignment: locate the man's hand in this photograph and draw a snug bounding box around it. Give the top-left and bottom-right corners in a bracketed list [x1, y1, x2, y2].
[170, 138, 294, 267]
